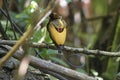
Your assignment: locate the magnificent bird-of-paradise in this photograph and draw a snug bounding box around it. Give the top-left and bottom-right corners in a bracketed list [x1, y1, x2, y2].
[47, 13, 67, 53]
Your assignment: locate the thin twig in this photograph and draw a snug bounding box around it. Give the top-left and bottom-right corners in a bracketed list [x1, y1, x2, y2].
[3, 0, 17, 39]
[0, 8, 24, 35]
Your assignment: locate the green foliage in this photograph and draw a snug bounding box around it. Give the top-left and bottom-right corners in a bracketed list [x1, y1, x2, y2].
[92, 0, 108, 15]
[40, 49, 57, 59]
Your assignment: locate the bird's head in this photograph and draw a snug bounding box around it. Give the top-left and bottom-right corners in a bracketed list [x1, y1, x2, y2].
[50, 13, 61, 20]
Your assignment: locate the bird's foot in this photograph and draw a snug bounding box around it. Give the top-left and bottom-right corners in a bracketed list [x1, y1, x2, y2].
[43, 42, 51, 49]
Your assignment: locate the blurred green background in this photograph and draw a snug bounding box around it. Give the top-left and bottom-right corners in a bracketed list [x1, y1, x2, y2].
[0, 0, 120, 80]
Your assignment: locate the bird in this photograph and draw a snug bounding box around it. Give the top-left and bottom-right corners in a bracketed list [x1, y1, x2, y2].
[47, 13, 67, 53]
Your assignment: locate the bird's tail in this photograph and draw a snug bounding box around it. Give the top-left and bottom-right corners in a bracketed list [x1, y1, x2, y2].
[58, 45, 64, 53]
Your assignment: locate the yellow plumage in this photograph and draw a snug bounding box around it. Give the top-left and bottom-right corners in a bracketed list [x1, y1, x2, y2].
[49, 23, 66, 45]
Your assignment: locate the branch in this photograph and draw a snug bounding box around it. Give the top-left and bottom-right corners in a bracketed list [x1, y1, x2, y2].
[86, 11, 120, 21]
[0, 40, 120, 57]
[2, 45, 95, 80]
